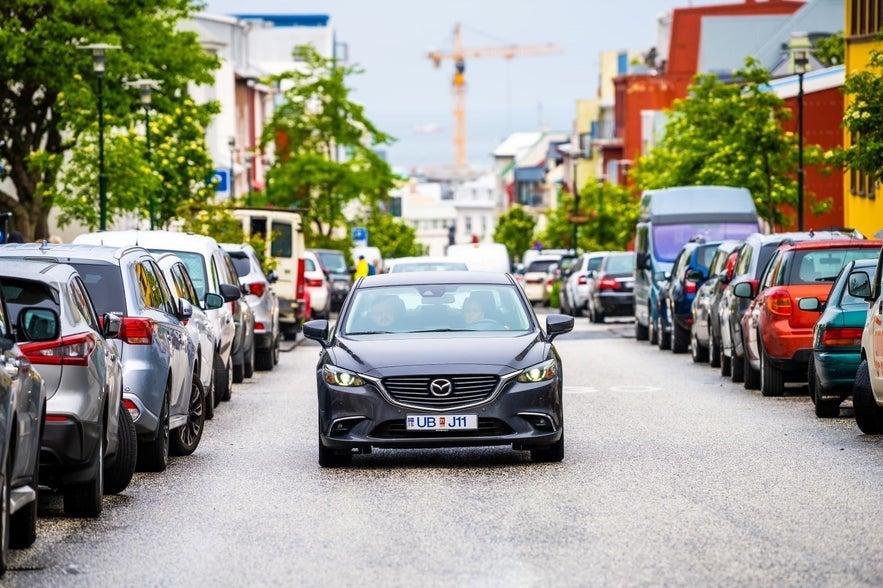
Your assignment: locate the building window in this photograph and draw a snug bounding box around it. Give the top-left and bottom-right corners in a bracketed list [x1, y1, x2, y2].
[850, 0, 883, 36]
[464, 216, 473, 233]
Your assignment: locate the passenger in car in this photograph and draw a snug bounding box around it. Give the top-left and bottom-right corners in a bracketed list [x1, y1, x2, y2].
[369, 295, 405, 330]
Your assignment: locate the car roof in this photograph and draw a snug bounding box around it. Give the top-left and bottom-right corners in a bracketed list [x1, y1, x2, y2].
[74, 230, 220, 253]
[356, 271, 512, 287]
[777, 238, 882, 251]
[747, 230, 864, 246]
[0, 242, 149, 264]
[0, 258, 81, 284]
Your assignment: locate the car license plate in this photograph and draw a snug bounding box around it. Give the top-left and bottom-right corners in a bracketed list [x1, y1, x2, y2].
[406, 414, 478, 431]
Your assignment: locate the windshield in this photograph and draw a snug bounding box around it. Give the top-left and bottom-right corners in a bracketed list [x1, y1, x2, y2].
[150, 250, 209, 298]
[316, 251, 348, 273]
[652, 223, 758, 263]
[342, 283, 531, 335]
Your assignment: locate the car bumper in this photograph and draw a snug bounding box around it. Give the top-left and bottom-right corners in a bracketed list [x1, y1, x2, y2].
[815, 349, 862, 396]
[597, 292, 634, 317]
[764, 326, 813, 372]
[318, 377, 563, 451]
[40, 419, 102, 486]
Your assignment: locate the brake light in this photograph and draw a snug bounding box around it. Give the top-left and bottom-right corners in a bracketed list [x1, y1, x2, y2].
[20, 332, 97, 366]
[685, 280, 698, 295]
[821, 327, 863, 347]
[44, 414, 72, 422]
[248, 282, 266, 297]
[306, 278, 324, 288]
[123, 398, 140, 421]
[766, 291, 793, 316]
[254, 321, 265, 331]
[577, 275, 587, 285]
[599, 276, 619, 291]
[119, 317, 155, 345]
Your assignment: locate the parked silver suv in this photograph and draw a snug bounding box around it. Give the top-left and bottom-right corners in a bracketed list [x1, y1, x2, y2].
[222, 243, 280, 371]
[0, 244, 199, 473]
[0, 258, 133, 517]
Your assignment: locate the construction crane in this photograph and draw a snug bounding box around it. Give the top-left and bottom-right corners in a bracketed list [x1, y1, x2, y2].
[427, 23, 564, 168]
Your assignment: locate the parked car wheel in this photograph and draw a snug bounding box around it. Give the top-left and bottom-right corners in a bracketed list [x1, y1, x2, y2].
[809, 357, 840, 418]
[635, 320, 649, 341]
[170, 377, 206, 456]
[589, 302, 604, 324]
[530, 432, 565, 463]
[760, 341, 785, 397]
[273, 335, 280, 365]
[255, 347, 273, 371]
[671, 322, 689, 354]
[743, 353, 759, 389]
[318, 436, 352, 468]
[720, 351, 732, 377]
[137, 391, 169, 473]
[244, 343, 255, 379]
[204, 372, 215, 421]
[104, 402, 137, 495]
[214, 352, 232, 403]
[657, 320, 671, 350]
[708, 332, 721, 368]
[63, 423, 104, 517]
[853, 359, 883, 434]
[732, 351, 746, 384]
[691, 330, 709, 363]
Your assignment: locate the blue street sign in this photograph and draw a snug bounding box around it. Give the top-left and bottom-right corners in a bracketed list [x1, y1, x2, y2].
[214, 169, 229, 192]
[352, 227, 367, 242]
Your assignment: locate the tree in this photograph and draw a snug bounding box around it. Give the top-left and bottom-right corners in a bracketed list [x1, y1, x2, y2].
[539, 182, 638, 251]
[261, 46, 397, 244]
[493, 205, 537, 262]
[632, 57, 826, 229]
[356, 212, 424, 260]
[0, 0, 219, 240]
[815, 32, 844, 66]
[838, 43, 883, 184]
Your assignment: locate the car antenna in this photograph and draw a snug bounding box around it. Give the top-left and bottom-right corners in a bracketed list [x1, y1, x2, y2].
[39, 239, 49, 252]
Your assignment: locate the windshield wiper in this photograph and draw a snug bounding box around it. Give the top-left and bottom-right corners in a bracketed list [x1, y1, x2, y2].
[347, 330, 395, 335]
[410, 328, 463, 333]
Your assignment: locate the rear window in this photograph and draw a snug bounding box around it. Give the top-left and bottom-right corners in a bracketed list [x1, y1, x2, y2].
[316, 251, 348, 273]
[69, 263, 127, 315]
[787, 247, 881, 285]
[697, 244, 718, 269]
[1, 279, 61, 328]
[228, 252, 251, 278]
[527, 259, 557, 273]
[605, 254, 633, 274]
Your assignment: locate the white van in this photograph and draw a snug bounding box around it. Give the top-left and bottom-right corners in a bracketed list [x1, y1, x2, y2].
[232, 208, 306, 340]
[446, 243, 511, 273]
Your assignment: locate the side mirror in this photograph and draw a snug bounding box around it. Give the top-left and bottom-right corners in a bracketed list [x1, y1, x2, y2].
[102, 313, 121, 339]
[303, 319, 330, 348]
[797, 297, 822, 312]
[203, 292, 225, 310]
[177, 299, 193, 322]
[17, 307, 61, 342]
[219, 283, 241, 302]
[733, 281, 755, 299]
[847, 270, 872, 300]
[635, 252, 650, 271]
[267, 270, 279, 284]
[545, 314, 574, 342]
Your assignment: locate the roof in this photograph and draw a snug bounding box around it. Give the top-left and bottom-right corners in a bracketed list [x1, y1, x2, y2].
[0, 242, 146, 263]
[0, 258, 80, 282]
[232, 14, 330, 27]
[698, 15, 790, 75]
[755, 0, 845, 72]
[492, 132, 543, 158]
[778, 238, 881, 251]
[73, 230, 220, 254]
[356, 271, 512, 288]
[766, 65, 844, 99]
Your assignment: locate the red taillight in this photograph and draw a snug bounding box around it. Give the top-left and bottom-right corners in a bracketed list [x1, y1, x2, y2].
[123, 398, 140, 421]
[20, 333, 96, 366]
[44, 414, 72, 422]
[821, 327, 863, 347]
[685, 280, 698, 295]
[248, 282, 266, 297]
[577, 275, 587, 285]
[599, 276, 619, 291]
[254, 321, 265, 331]
[306, 278, 324, 288]
[119, 317, 155, 345]
[766, 291, 793, 316]
[295, 258, 306, 299]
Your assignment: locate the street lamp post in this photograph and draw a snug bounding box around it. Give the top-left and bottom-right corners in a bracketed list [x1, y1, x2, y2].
[572, 160, 579, 250]
[127, 79, 161, 229]
[794, 49, 808, 231]
[228, 137, 236, 200]
[79, 43, 120, 231]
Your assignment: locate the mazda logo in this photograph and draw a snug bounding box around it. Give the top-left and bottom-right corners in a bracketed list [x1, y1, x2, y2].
[429, 378, 453, 397]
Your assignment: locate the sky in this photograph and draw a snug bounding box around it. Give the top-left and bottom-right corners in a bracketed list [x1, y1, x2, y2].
[204, 0, 735, 171]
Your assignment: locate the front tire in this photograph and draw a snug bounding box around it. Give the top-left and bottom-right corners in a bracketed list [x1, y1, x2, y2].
[318, 436, 352, 468]
[853, 359, 883, 434]
[530, 431, 565, 463]
[170, 377, 206, 456]
[104, 403, 137, 495]
[671, 322, 688, 354]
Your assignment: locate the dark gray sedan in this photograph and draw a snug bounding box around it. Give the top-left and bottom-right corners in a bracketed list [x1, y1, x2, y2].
[303, 271, 573, 467]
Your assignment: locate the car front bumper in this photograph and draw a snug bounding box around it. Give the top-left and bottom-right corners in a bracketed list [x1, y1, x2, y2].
[318, 374, 563, 451]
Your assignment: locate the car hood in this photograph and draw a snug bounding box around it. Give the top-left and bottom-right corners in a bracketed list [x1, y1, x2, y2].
[328, 332, 549, 376]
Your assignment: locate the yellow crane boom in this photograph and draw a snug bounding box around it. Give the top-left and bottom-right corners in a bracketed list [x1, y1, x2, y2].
[427, 23, 564, 167]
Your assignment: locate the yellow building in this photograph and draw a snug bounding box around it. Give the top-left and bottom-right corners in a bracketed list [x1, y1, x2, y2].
[845, 1, 883, 236]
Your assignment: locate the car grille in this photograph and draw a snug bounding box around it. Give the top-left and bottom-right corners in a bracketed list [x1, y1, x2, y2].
[371, 418, 514, 438]
[382, 374, 499, 408]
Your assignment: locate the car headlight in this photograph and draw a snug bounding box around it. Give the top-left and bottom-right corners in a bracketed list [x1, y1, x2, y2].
[323, 365, 365, 387]
[517, 359, 557, 383]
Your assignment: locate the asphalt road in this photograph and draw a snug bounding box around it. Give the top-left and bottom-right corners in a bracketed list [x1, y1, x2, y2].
[7, 310, 883, 586]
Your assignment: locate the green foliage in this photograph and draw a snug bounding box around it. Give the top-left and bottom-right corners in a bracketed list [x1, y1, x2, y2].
[539, 182, 638, 251]
[549, 280, 561, 309]
[52, 97, 218, 230]
[837, 43, 883, 184]
[632, 57, 827, 230]
[815, 32, 844, 66]
[262, 46, 397, 242]
[0, 0, 219, 239]
[356, 211, 424, 259]
[492, 205, 537, 262]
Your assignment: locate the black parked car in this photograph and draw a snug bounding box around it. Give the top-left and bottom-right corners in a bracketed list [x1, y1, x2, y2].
[303, 271, 574, 466]
[586, 252, 634, 323]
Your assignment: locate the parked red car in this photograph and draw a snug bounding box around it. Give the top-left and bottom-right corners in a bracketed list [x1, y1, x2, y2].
[735, 239, 883, 397]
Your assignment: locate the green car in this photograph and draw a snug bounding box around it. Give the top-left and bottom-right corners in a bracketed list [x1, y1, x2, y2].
[802, 258, 875, 418]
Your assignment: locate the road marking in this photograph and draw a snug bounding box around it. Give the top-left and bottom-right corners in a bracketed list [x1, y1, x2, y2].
[608, 385, 662, 393]
[565, 386, 600, 394]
